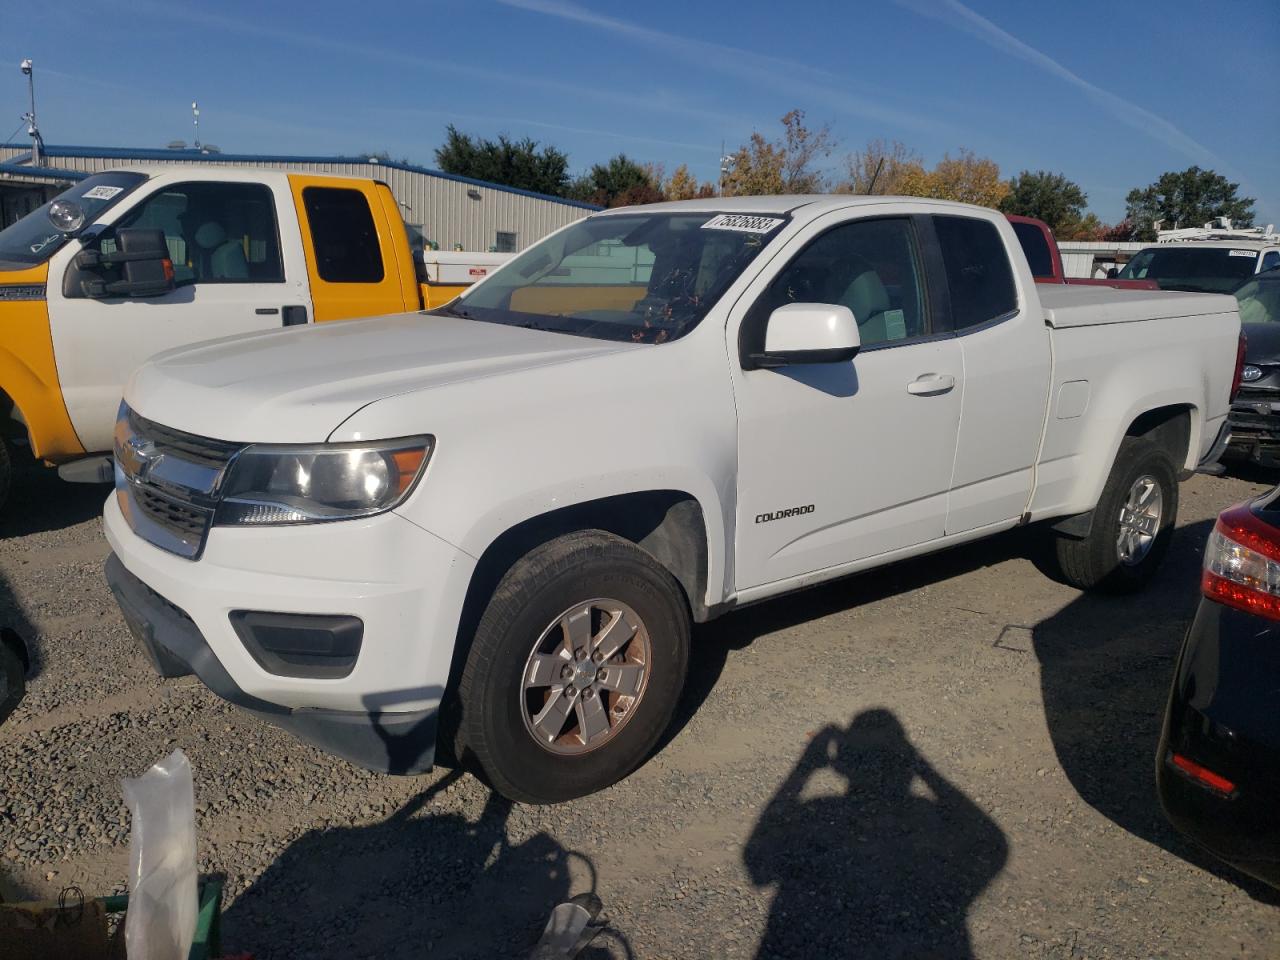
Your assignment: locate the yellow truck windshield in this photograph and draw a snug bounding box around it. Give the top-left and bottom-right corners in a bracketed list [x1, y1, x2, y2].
[0, 171, 147, 268]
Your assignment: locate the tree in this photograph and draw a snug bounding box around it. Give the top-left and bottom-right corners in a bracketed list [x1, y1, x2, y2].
[433, 125, 571, 197]
[570, 154, 664, 207]
[724, 109, 835, 196]
[840, 139, 923, 195]
[1124, 166, 1255, 240]
[663, 164, 715, 200]
[898, 148, 1009, 208]
[1000, 171, 1088, 234]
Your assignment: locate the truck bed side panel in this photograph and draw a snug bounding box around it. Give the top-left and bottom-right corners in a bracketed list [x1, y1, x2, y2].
[1030, 309, 1238, 519]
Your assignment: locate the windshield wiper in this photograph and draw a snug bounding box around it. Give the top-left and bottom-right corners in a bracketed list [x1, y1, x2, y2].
[436, 303, 474, 319]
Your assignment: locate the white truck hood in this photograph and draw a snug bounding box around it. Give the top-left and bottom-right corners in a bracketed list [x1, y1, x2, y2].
[126, 312, 641, 442]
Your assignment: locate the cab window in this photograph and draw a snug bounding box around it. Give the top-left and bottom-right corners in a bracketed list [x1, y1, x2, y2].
[748, 217, 928, 351]
[933, 215, 1018, 330]
[302, 187, 384, 283]
[106, 181, 283, 286]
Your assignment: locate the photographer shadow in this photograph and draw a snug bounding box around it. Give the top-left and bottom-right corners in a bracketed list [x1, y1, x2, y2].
[745, 709, 1007, 959]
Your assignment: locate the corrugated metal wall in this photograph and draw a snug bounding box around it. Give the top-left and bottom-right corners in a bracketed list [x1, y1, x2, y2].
[0, 147, 590, 251]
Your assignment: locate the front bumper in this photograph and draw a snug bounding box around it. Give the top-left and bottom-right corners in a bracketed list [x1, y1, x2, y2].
[103, 494, 478, 774]
[1156, 599, 1280, 888]
[1226, 396, 1280, 465]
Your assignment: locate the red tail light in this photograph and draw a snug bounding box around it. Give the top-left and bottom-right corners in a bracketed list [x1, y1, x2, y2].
[1230, 331, 1247, 402]
[1202, 502, 1280, 619]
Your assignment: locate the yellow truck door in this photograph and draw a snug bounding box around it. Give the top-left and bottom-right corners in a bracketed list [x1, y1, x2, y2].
[290, 176, 418, 322]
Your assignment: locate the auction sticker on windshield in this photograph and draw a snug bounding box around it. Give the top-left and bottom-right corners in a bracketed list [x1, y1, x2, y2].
[702, 214, 785, 234]
[1230, 250, 1258, 258]
[82, 185, 125, 201]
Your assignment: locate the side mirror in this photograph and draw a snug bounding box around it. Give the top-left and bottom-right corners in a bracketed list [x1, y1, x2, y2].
[748, 303, 861, 369]
[1106, 267, 1119, 279]
[75, 228, 175, 299]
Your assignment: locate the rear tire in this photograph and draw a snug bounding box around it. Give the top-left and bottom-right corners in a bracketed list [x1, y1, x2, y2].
[1054, 437, 1178, 592]
[459, 530, 690, 804]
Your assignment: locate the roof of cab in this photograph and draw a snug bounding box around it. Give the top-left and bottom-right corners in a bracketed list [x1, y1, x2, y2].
[591, 194, 1004, 217]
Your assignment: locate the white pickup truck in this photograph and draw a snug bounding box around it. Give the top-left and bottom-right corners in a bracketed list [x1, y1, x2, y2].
[103, 196, 1242, 804]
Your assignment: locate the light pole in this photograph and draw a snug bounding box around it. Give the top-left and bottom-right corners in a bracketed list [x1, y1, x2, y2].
[192, 101, 200, 151]
[719, 153, 735, 197]
[20, 58, 42, 166]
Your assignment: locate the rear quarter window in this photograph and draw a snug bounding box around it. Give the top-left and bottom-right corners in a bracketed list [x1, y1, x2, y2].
[934, 216, 1018, 330]
[1009, 220, 1054, 280]
[302, 187, 384, 283]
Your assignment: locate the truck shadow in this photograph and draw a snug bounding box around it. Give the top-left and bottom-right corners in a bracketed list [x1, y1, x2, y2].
[1029, 517, 1280, 902]
[221, 770, 626, 959]
[0, 446, 110, 539]
[669, 529, 1032, 748]
[745, 709, 1008, 958]
[675, 518, 1279, 901]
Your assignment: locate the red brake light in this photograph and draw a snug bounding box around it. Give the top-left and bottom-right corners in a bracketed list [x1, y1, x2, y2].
[1201, 502, 1280, 619]
[1168, 752, 1236, 796]
[1230, 331, 1247, 403]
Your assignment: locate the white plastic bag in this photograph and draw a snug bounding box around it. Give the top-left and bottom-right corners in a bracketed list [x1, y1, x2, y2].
[122, 748, 197, 960]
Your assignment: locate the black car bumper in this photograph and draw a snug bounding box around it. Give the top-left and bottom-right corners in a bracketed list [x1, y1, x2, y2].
[104, 554, 438, 775]
[1157, 599, 1280, 888]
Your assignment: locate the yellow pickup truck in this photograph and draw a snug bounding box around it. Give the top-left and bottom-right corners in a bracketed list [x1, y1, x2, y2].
[0, 167, 507, 509]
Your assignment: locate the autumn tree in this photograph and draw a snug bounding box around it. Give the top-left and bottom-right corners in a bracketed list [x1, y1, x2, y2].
[840, 139, 923, 195]
[1000, 171, 1088, 234]
[663, 164, 715, 200]
[896, 148, 1009, 208]
[433, 125, 570, 197]
[1124, 166, 1255, 240]
[724, 110, 835, 196]
[570, 154, 664, 207]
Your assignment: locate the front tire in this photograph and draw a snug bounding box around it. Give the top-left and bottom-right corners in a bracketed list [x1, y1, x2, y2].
[458, 530, 690, 804]
[1054, 437, 1178, 592]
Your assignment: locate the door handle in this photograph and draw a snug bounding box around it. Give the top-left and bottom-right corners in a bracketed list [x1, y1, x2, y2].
[906, 373, 956, 396]
[282, 305, 308, 327]
[254, 307, 280, 316]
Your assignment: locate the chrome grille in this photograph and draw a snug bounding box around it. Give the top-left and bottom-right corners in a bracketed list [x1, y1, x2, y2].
[128, 409, 239, 468]
[115, 406, 243, 560]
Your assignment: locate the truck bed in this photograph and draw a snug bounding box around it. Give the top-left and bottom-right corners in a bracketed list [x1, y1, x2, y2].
[1039, 284, 1238, 328]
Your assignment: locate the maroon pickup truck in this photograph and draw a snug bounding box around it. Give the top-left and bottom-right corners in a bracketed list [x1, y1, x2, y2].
[1006, 215, 1157, 290]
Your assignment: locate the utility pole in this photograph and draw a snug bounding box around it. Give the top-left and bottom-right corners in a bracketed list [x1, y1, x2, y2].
[192, 101, 201, 151]
[20, 59, 42, 166]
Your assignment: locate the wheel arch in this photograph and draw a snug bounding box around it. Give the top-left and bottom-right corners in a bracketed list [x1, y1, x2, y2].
[436, 489, 717, 765]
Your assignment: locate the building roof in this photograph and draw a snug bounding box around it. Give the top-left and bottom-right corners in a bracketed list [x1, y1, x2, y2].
[7, 144, 600, 210]
[0, 161, 88, 182]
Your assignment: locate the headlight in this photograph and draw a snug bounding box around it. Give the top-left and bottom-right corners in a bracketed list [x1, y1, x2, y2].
[215, 437, 433, 526]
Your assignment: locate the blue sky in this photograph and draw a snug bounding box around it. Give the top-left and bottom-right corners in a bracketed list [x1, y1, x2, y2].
[3, 0, 1277, 224]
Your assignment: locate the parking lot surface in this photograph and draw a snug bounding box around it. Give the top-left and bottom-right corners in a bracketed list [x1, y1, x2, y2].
[2, 458, 1278, 959]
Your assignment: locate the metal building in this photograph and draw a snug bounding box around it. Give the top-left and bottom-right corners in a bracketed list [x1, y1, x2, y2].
[0, 144, 596, 249]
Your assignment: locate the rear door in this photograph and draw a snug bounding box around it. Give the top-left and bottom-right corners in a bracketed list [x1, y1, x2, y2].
[291, 177, 416, 322]
[46, 175, 311, 453]
[939, 214, 1051, 534]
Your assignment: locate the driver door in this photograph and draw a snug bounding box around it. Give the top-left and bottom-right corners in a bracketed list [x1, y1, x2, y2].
[46, 178, 311, 452]
[731, 213, 963, 592]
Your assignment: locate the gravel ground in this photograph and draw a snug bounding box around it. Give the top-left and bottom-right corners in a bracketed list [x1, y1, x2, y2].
[2, 451, 1279, 959]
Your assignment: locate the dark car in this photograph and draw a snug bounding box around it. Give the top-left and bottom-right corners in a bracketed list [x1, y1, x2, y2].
[1224, 270, 1280, 465]
[1157, 492, 1280, 888]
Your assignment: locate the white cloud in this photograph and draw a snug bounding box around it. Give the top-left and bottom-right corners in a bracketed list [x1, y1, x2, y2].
[497, 0, 956, 136]
[895, 0, 1220, 163]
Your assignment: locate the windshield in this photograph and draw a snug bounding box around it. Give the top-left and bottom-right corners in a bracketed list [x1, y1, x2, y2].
[1236, 277, 1280, 325]
[439, 210, 788, 343]
[1117, 246, 1259, 293]
[0, 171, 148, 268]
